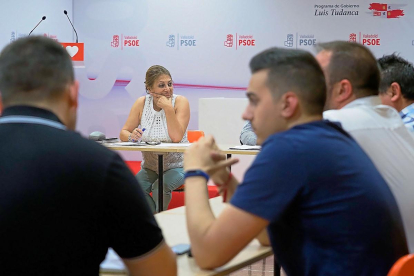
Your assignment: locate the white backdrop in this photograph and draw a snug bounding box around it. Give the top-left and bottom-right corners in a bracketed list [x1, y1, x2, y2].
[1, 0, 414, 161]
[0, 0, 74, 48]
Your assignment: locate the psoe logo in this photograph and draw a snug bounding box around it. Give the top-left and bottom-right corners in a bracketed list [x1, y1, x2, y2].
[348, 33, 382, 46]
[223, 33, 255, 49]
[298, 34, 316, 46]
[238, 34, 255, 47]
[349, 33, 357, 42]
[363, 34, 381, 46]
[110, 34, 140, 49]
[124, 35, 140, 47]
[166, 35, 175, 47]
[44, 33, 58, 41]
[111, 35, 119, 48]
[224, 34, 233, 47]
[284, 34, 294, 47]
[10, 31, 16, 42]
[368, 3, 406, 18]
[283, 33, 317, 49]
[179, 35, 196, 47]
[10, 30, 28, 43]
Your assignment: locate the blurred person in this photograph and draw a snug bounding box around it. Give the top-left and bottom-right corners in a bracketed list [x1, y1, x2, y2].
[184, 47, 408, 275]
[120, 65, 190, 212]
[378, 53, 414, 133]
[0, 36, 176, 276]
[317, 41, 414, 252]
[239, 121, 257, 145]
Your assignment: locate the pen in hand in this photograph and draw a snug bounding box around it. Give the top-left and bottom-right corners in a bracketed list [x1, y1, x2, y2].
[132, 128, 146, 142]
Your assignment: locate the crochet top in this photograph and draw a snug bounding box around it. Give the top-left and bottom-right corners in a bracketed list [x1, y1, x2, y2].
[140, 94, 188, 172]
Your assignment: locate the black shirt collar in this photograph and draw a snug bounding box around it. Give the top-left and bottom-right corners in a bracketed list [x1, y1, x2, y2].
[1, 105, 64, 125]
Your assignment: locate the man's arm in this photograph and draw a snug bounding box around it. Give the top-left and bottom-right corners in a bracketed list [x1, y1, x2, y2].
[184, 137, 269, 269]
[123, 241, 177, 276]
[185, 177, 269, 269]
[105, 154, 177, 275]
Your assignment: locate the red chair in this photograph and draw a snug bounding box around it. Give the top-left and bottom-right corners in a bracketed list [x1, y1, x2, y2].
[125, 130, 219, 210]
[388, 254, 414, 276]
[187, 130, 205, 143]
[169, 130, 220, 209]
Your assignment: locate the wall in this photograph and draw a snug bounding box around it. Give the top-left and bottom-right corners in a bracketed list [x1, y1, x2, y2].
[1, 0, 414, 162]
[70, 0, 414, 161]
[0, 0, 74, 49]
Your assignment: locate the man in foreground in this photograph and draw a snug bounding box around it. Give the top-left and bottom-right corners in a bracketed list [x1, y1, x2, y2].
[317, 41, 414, 253]
[0, 36, 176, 275]
[377, 53, 414, 133]
[184, 47, 407, 275]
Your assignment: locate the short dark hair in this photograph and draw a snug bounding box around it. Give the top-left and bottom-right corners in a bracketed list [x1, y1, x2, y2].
[249, 47, 326, 115]
[316, 41, 380, 97]
[378, 53, 414, 101]
[0, 36, 74, 105]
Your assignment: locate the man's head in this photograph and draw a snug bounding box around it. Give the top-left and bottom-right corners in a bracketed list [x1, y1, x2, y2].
[0, 36, 78, 129]
[315, 41, 380, 110]
[378, 53, 414, 111]
[242, 47, 326, 144]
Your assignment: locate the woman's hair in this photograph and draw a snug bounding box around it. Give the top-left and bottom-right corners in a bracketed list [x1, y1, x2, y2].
[145, 65, 172, 91]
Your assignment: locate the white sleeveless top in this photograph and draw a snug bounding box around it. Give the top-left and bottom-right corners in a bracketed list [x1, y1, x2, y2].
[140, 94, 188, 172]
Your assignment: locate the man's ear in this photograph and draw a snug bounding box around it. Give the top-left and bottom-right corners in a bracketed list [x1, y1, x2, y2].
[336, 79, 353, 104]
[281, 91, 299, 118]
[390, 82, 402, 102]
[69, 81, 79, 109]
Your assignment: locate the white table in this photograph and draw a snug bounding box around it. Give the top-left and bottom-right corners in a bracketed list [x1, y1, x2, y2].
[100, 197, 273, 276]
[105, 142, 259, 211]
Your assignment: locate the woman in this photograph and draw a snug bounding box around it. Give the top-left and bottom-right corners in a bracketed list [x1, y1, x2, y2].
[120, 65, 190, 212]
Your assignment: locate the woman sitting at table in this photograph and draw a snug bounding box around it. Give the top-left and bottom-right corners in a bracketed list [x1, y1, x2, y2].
[120, 65, 190, 212]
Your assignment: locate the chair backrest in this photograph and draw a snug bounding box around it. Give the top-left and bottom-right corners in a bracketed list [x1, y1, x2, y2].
[388, 254, 414, 276]
[187, 130, 205, 143]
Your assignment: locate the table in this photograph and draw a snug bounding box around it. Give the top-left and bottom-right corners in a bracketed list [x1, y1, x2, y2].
[105, 143, 259, 211]
[100, 196, 273, 276]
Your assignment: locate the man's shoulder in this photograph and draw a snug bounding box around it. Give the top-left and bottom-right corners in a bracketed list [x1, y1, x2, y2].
[42, 129, 119, 165]
[323, 104, 403, 131]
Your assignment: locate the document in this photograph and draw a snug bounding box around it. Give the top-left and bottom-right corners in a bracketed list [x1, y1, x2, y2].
[108, 142, 152, 146]
[229, 145, 261, 150]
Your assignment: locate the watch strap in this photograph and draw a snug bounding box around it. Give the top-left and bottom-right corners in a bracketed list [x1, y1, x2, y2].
[184, 169, 209, 182]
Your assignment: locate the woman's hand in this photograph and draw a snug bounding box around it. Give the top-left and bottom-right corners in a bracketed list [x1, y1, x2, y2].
[155, 95, 173, 110]
[130, 128, 144, 141]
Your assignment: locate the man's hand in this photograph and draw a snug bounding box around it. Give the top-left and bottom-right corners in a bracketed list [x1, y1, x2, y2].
[184, 135, 238, 176]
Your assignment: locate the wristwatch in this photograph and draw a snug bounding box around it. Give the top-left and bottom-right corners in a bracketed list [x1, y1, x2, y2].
[184, 170, 209, 182]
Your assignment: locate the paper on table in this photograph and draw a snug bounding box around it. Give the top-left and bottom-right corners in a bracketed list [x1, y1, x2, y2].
[229, 145, 261, 150]
[153, 143, 191, 147]
[107, 142, 150, 146]
[106, 142, 192, 147]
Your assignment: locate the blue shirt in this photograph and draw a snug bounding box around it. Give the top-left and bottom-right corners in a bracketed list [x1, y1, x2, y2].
[400, 103, 414, 133]
[231, 120, 407, 276]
